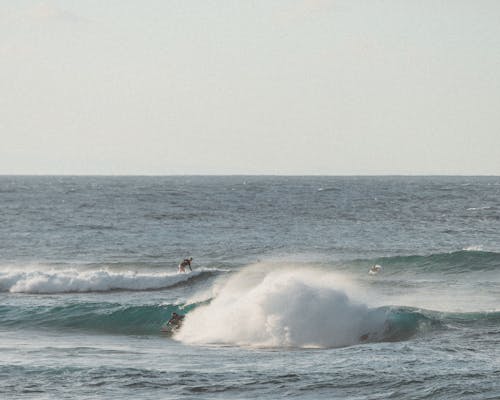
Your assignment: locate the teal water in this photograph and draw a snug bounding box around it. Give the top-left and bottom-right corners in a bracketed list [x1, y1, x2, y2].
[0, 176, 499, 399]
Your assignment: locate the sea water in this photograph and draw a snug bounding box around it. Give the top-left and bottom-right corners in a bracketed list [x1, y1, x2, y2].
[0, 176, 499, 399]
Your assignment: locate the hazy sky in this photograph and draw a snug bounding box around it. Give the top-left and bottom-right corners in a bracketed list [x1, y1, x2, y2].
[1, 0, 499, 175]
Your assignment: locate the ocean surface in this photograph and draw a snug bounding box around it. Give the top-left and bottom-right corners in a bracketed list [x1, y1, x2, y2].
[0, 176, 499, 399]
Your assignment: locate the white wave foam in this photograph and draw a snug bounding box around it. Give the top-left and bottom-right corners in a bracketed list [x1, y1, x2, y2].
[462, 245, 483, 251]
[466, 206, 491, 211]
[177, 264, 388, 348]
[0, 266, 221, 293]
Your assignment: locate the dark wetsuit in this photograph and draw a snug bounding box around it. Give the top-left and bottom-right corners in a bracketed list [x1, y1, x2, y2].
[168, 314, 185, 329]
[179, 259, 192, 272]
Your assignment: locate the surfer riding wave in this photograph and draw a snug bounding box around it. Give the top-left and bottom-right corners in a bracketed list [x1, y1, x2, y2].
[178, 257, 193, 273]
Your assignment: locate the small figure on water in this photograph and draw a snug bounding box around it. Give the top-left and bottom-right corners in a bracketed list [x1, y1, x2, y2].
[167, 312, 185, 330]
[178, 257, 193, 273]
[369, 264, 382, 275]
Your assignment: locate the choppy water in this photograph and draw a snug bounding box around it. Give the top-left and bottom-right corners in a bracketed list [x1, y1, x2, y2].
[0, 176, 499, 399]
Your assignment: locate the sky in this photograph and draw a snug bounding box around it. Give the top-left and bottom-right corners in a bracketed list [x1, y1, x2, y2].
[1, 0, 499, 175]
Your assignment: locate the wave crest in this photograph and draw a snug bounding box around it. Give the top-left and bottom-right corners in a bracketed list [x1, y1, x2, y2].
[0, 266, 224, 293]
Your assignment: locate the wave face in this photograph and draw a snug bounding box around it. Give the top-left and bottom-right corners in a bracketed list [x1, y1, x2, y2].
[0, 295, 497, 341]
[0, 266, 224, 294]
[0, 302, 197, 335]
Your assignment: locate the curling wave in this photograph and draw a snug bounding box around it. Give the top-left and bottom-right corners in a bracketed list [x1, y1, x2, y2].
[176, 264, 499, 348]
[0, 281, 496, 340]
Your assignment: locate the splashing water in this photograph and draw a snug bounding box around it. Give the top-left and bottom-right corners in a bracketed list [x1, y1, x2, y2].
[177, 264, 392, 348]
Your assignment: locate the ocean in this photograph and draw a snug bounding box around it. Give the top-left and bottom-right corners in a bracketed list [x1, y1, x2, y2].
[0, 176, 499, 399]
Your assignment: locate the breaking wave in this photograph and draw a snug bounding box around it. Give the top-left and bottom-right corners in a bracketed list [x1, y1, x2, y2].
[1, 263, 497, 343]
[176, 264, 499, 348]
[0, 265, 226, 293]
[1, 297, 496, 340]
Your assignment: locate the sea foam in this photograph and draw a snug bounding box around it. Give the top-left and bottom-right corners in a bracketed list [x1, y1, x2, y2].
[0, 266, 220, 293]
[177, 264, 389, 348]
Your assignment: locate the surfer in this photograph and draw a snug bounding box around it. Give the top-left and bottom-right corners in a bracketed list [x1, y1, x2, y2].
[369, 264, 382, 275]
[178, 257, 193, 273]
[168, 312, 185, 329]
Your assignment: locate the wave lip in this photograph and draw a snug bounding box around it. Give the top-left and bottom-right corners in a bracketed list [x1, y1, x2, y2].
[0, 266, 223, 294]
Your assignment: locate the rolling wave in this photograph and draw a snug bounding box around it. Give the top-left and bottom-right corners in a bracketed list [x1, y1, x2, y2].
[1, 298, 497, 340]
[1, 260, 497, 346]
[0, 266, 226, 294]
[175, 264, 500, 348]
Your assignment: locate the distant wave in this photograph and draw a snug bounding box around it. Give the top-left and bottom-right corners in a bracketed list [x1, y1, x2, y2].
[462, 245, 483, 251]
[0, 266, 226, 294]
[354, 250, 500, 274]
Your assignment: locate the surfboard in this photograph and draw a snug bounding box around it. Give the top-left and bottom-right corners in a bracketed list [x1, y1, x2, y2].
[160, 320, 183, 334]
[160, 323, 177, 334]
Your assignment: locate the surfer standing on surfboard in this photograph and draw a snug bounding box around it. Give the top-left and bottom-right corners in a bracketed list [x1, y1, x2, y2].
[178, 257, 193, 273]
[168, 312, 185, 326]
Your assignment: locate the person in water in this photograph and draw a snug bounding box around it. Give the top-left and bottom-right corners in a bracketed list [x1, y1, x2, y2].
[369, 264, 382, 274]
[178, 257, 193, 273]
[168, 312, 185, 327]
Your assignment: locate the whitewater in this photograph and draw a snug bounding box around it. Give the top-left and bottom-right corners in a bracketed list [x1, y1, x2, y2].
[1, 176, 499, 399]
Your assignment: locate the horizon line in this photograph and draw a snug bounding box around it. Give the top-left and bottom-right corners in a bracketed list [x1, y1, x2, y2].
[0, 173, 499, 178]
